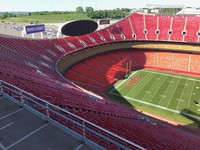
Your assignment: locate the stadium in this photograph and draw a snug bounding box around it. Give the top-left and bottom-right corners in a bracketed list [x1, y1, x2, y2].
[1, 3, 200, 150]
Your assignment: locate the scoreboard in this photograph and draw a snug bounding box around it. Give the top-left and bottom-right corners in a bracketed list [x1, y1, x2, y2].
[99, 19, 110, 25]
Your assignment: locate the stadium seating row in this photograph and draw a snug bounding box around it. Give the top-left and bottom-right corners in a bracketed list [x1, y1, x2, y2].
[81, 13, 200, 43]
[1, 12, 200, 149]
[1, 40, 200, 149]
[66, 49, 200, 95]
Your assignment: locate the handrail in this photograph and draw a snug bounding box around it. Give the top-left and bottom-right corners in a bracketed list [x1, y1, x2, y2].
[0, 80, 146, 150]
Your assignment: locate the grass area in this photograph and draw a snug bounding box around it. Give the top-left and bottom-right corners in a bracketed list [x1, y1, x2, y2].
[106, 69, 200, 128]
[0, 13, 89, 23]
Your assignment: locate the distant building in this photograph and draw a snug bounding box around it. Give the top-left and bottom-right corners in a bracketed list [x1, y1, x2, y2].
[176, 7, 200, 16]
[151, 9, 159, 14]
[131, 8, 148, 14]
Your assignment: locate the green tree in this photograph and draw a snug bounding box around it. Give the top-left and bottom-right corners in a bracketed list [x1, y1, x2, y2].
[85, 7, 94, 17]
[2, 12, 9, 19]
[76, 6, 84, 13]
[91, 10, 104, 19]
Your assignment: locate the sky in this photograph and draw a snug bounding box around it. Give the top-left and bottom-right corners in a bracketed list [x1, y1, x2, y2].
[0, 0, 199, 12]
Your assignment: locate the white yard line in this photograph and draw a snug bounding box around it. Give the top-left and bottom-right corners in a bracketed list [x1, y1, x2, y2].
[175, 79, 189, 112]
[142, 69, 200, 82]
[126, 72, 152, 97]
[110, 71, 138, 92]
[156, 77, 174, 107]
[110, 92, 180, 113]
[140, 75, 166, 102]
[147, 75, 169, 104]
[110, 69, 200, 119]
[186, 80, 195, 113]
[109, 92, 200, 120]
[166, 78, 181, 108]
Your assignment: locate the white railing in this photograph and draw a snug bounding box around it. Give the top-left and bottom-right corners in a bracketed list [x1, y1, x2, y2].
[0, 80, 146, 150]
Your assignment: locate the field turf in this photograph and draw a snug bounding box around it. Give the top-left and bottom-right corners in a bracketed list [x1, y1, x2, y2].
[106, 69, 200, 128]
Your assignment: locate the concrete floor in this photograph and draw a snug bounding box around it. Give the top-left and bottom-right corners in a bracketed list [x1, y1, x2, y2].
[0, 96, 101, 150]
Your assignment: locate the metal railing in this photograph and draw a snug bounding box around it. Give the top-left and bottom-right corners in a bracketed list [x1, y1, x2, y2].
[0, 80, 146, 150]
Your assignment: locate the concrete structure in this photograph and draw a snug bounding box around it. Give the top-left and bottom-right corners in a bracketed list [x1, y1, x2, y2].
[0, 95, 100, 150]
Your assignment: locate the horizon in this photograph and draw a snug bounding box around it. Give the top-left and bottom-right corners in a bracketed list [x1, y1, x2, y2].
[0, 0, 200, 12]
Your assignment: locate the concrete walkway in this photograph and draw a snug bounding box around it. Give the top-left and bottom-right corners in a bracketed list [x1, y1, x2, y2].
[0, 96, 100, 150]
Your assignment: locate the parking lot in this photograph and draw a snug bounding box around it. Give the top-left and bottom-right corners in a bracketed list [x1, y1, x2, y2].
[0, 22, 60, 39]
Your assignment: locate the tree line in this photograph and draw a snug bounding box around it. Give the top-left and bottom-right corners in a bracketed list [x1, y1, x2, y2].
[77, 6, 131, 19]
[0, 7, 131, 20]
[0, 7, 182, 20]
[0, 12, 17, 19]
[28, 7, 131, 19]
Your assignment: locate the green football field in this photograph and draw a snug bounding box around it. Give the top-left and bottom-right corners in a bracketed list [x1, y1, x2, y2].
[106, 69, 200, 128]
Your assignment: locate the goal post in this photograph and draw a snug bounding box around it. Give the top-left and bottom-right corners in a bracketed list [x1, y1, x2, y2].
[129, 60, 132, 76]
[125, 61, 132, 78]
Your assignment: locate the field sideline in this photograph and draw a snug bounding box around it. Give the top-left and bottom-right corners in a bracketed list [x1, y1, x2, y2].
[106, 69, 200, 127]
